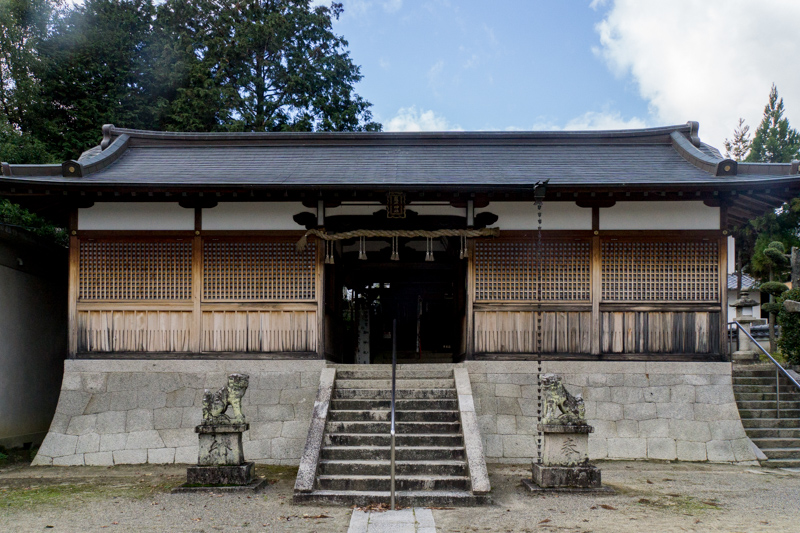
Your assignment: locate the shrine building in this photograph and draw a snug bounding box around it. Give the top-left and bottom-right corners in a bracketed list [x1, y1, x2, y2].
[3, 122, 799, 480]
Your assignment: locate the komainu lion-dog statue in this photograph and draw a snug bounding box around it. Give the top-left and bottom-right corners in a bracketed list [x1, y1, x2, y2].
[540, 373, 586, 425]
[202, 373, 250, 425]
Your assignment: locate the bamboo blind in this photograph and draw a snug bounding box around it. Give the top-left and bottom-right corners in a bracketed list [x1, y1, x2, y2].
[203, 240, 316, 301]
[601, 240, 719, 302]
[78, 240, 192, 300]
[474, 240, 591, 301]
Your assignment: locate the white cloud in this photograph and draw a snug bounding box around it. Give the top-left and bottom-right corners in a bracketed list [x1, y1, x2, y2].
[564, 111, 648, 131]
[385, 106, 461, 132]
[383, 0, 402, 13]
[594, 0, 800, 149]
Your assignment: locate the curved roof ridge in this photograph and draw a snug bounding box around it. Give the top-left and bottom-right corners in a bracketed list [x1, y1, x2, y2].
[102, 123, 693, 145]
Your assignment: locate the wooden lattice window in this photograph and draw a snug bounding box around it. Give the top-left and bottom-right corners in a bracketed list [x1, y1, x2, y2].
[79, 240, 192, 300]
[474, 240, 591, 301]
[601, 240, 719, 302]
[203, 240, 316, 301]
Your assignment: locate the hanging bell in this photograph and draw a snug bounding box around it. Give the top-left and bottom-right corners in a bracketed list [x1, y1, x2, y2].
[358, 236, 367, 261]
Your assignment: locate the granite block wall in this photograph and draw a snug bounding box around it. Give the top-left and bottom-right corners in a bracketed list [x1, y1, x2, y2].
[465, 361, 758, 464]
[32, 359, 324, 466]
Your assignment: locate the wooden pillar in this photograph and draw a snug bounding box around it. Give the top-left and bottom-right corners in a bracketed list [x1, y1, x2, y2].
[719, 204, 729, 357]
[591, 208, 601, 355]
[191, 208, 203, 354]
[67, 209, 79, 358]
[465, 238, 476, 359]
[316, 238, 325, 359]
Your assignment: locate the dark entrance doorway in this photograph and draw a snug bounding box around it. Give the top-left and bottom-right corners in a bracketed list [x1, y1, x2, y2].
[327, 237, 467, 364]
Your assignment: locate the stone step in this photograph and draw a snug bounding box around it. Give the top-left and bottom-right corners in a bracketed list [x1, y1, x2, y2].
[316, 474, 470, 492]
[734, 392, 800, 401]
[321, 445, 465, 461]
[335, 378, 455, 390]
[732, 376, 797, 386]
[333, 388, 457, 400]
[293, 489, 489, 507]
[746, 428, 800, 439]
[328, 409, 460, 423]
[736, 408, 800, 419]
[757, 448, 800, 459]
[750, 437, 800, 448]
[336, 369, 454, 380]
[324, 433, 464, 447]
[318, 459, 467, 477]
[760, 458, 800, 468]
[733, 369, 783, 377]
[325, 421, 460, 434]
[741, 418, 800, 429]
[735, 400, 800, 410]
[331, 398, 459, 411]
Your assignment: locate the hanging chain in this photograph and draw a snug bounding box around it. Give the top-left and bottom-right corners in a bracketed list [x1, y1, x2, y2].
[535, 198, 543, 465]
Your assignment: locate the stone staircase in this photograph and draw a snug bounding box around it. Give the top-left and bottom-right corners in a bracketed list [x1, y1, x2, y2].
[294, 365, 490, 506]
[733, 365, 800, 468]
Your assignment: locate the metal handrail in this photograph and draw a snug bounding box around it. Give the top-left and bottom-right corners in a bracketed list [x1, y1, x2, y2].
[390, 319, 397, 510]
[730, 320, 800, 418]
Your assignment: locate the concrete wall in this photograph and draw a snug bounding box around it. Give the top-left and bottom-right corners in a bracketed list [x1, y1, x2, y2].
[465, 361, 757, 464]
[0, 227, 67, 448]
[33, 359, 324, 466]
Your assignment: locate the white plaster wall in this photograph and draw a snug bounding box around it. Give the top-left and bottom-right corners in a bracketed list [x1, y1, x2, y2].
[728, 236, 736, 273]
[600, 201, 719, 230]
[79, 203, 194, 230]
[476, 202, 591, 230]
[203, 202, 313, 230]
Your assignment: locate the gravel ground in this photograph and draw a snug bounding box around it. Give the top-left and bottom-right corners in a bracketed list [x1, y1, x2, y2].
[1, 459, 799, 532]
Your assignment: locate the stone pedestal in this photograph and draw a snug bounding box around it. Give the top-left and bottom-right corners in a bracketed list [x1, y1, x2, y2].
[524, 422, 609, 492]
[175, 422, 265, 492]
[196, 423, 248, 466]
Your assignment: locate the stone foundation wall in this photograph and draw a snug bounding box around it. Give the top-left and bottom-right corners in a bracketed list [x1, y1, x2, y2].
[465, 361, 757, 464]
[33, 359, 324, 466]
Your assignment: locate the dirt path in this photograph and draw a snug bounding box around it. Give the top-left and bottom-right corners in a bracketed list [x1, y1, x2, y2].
[1, 460, 798, 532]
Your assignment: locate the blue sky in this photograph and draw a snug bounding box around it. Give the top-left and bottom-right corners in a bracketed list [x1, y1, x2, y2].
[328, 0, 800, 151]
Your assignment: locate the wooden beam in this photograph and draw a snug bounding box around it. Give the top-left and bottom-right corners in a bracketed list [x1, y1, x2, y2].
[191, 209, 202, 353]
[591, 233, 601, 355]
[466, 238, 476, 359]
[68, 209, 79, 358]
[719, 235, 728, 358]
[316, 237, 325, 359]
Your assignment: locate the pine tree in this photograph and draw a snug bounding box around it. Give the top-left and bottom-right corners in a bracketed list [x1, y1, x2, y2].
[724, 118, 751, 161]
[745, 84, 800, 163]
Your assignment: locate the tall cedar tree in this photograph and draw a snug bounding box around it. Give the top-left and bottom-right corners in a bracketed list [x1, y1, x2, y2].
[0, 0, 59, 162]
[745, 84, 800, 163]
[31, 0, 160, 159]
[157, 0, 380, 132]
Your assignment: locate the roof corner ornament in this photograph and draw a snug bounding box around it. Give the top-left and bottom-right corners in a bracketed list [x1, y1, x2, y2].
[686, 121, 701, 147]
[62, 160, 83, 177]
[715, 159, 738, 177]
[792, 160, 800, 175]
[1, 162, 10, 176]
[100, 124, 115, 150]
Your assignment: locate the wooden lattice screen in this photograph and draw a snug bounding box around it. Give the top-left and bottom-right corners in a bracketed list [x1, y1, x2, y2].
[79, 240, 192, 300]
[601, 240, 719, 302]
[203, 240, 316, 301]
[474, 240, 591, 301]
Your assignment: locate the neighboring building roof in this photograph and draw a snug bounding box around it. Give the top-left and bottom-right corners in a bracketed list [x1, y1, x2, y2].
[2, 122, 799, 226]
[727, 272, 759, 290]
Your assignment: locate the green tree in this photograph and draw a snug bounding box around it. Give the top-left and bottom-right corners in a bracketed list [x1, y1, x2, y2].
[158, 0, 380, 132]
[723, 118, 751, 161]
[756, 241, 791, 350]
[30, 0, 161, 159]
[778, 287, 800, 364]
[745, 84, 800, 163]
